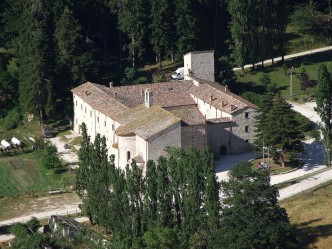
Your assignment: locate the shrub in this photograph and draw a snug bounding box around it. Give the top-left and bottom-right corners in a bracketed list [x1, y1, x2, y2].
[1, 108, 22, 130]
[134, 76, 149, 84]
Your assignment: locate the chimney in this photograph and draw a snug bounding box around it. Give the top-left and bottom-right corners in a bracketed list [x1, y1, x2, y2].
[225, 85, 228, 92]
[109, 82, 113, 87]
[222, 100, 227, 107]
[141, 90, 144, 96]
[210, 96, 213, 102]
[144, 89, 153, 108]
[113, 92, 117, 98]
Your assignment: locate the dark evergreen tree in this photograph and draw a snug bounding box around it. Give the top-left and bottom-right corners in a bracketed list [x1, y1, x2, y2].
[149, 0, 175, 66]
[109, 0, 147, 68]
[175, 0, 198, 56]
[255, 95, 304, 167]
[209, 162, 297, 249]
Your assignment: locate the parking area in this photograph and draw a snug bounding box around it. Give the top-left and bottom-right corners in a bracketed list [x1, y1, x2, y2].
[215, 151, 260, 181]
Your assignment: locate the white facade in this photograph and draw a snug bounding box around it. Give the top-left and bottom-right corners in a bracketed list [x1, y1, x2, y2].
[72, 50, 257, 171]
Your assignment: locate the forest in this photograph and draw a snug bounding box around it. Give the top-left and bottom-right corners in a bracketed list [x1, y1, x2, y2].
[0, 0, 331, 126]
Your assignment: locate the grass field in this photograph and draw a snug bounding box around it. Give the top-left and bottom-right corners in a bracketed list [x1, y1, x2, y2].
[236, 50, 332, 101]
[285, 25, 330, 55]
[0, 151, 74, 197]
[280, 181, 332, 248]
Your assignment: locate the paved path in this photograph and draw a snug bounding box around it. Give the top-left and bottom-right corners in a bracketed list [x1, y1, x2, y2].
[276, 102, 332, 199]
[278, 168, 332, 200]
[233, 46, 332, 71]
[215, 101, 332, 200]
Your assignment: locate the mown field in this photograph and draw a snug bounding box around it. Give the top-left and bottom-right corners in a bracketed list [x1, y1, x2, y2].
[280, 182, 332, 249]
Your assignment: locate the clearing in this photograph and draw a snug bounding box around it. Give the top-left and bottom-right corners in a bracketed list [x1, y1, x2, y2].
[0, 151, 75, 197]
[235, 50, 332, 101]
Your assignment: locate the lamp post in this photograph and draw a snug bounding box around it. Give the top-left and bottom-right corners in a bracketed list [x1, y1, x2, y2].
[290, 66, 294, 97]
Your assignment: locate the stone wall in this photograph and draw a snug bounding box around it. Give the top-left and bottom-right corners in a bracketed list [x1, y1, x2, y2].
[184, 51, 215, 82]
[181, 125, 206, 150]
[229, 107, 255, 153]
[148, 123, 181, 163]
[206, 107, 255, 156]
[206, 122, 232, 156]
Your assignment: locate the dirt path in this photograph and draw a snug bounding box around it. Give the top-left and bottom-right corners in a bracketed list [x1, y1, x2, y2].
[0, 192, 82, 226]
[50, 132, 80, 169]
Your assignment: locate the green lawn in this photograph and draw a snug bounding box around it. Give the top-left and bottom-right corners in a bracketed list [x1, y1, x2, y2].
[236, 50, 332, 101]
[0, 151, 70, 197]
[285, 25, 330, 55]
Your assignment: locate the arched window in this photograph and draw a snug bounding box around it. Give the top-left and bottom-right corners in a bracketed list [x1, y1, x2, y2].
[127, 151, 131, 161]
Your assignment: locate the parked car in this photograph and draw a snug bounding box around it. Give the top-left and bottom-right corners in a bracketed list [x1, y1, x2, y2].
[171, 67, 184, 80]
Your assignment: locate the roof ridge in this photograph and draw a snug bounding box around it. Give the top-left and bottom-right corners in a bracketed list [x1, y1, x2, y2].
[90, 83, 130, 110]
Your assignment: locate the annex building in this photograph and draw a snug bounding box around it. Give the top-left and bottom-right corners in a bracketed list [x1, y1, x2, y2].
[72, 51, 257, 170]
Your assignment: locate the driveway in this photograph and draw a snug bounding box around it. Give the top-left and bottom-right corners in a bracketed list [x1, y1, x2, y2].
[50, 131, 80, 169]
[215, 101, 330, 200]
[215, 152, 260, 181]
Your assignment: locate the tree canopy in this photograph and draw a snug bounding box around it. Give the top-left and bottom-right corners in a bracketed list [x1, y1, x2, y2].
[77, 123, 220, 248]
[315, 64, 332, 166]
[209, 162, 297, 249]
[254, 95, 305, 167]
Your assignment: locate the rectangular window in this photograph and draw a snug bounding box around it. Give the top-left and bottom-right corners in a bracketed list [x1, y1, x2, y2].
[245, 112, 249, 118]
[104, 121, 106, 127]
[75, 101, 77, 106]
[76, 119, 77, 124]
[81, 104, 82, 110]
[112, 124, 115, 130]
[97, 117, 99, 123]
[85, 107, 86, 113]
[90, 111, 92, 117]
[245, 126, 249, 133]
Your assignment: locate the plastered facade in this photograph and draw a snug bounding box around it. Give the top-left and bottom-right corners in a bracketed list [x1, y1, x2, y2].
[72, 50, 257, 171]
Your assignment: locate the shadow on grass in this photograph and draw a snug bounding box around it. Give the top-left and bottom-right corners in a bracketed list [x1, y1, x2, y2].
[295, 222, 332, 248]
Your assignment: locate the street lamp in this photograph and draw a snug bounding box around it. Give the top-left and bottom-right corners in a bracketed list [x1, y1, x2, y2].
[290, 66, 294, 97]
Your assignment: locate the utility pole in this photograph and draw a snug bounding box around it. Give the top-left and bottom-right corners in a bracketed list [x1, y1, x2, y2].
[290, 66, 294, 97]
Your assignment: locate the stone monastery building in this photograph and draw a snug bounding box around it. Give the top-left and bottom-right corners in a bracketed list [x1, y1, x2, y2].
[72, 51, 257, 170]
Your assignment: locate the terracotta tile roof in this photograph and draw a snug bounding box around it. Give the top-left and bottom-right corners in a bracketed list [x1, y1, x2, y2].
[132, 154, 145, 164]
[71, 82, 129, 121]
[93, 81, 195, 108]
[116, 105, 180, 140]
[168, 107, 205, 126]
[207, 117, 231, 123]
[188, 76, 257, 113]
[72, 78, 257, 125]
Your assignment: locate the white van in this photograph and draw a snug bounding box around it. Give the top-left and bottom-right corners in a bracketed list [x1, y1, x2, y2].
[172, 67, 184, 80]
